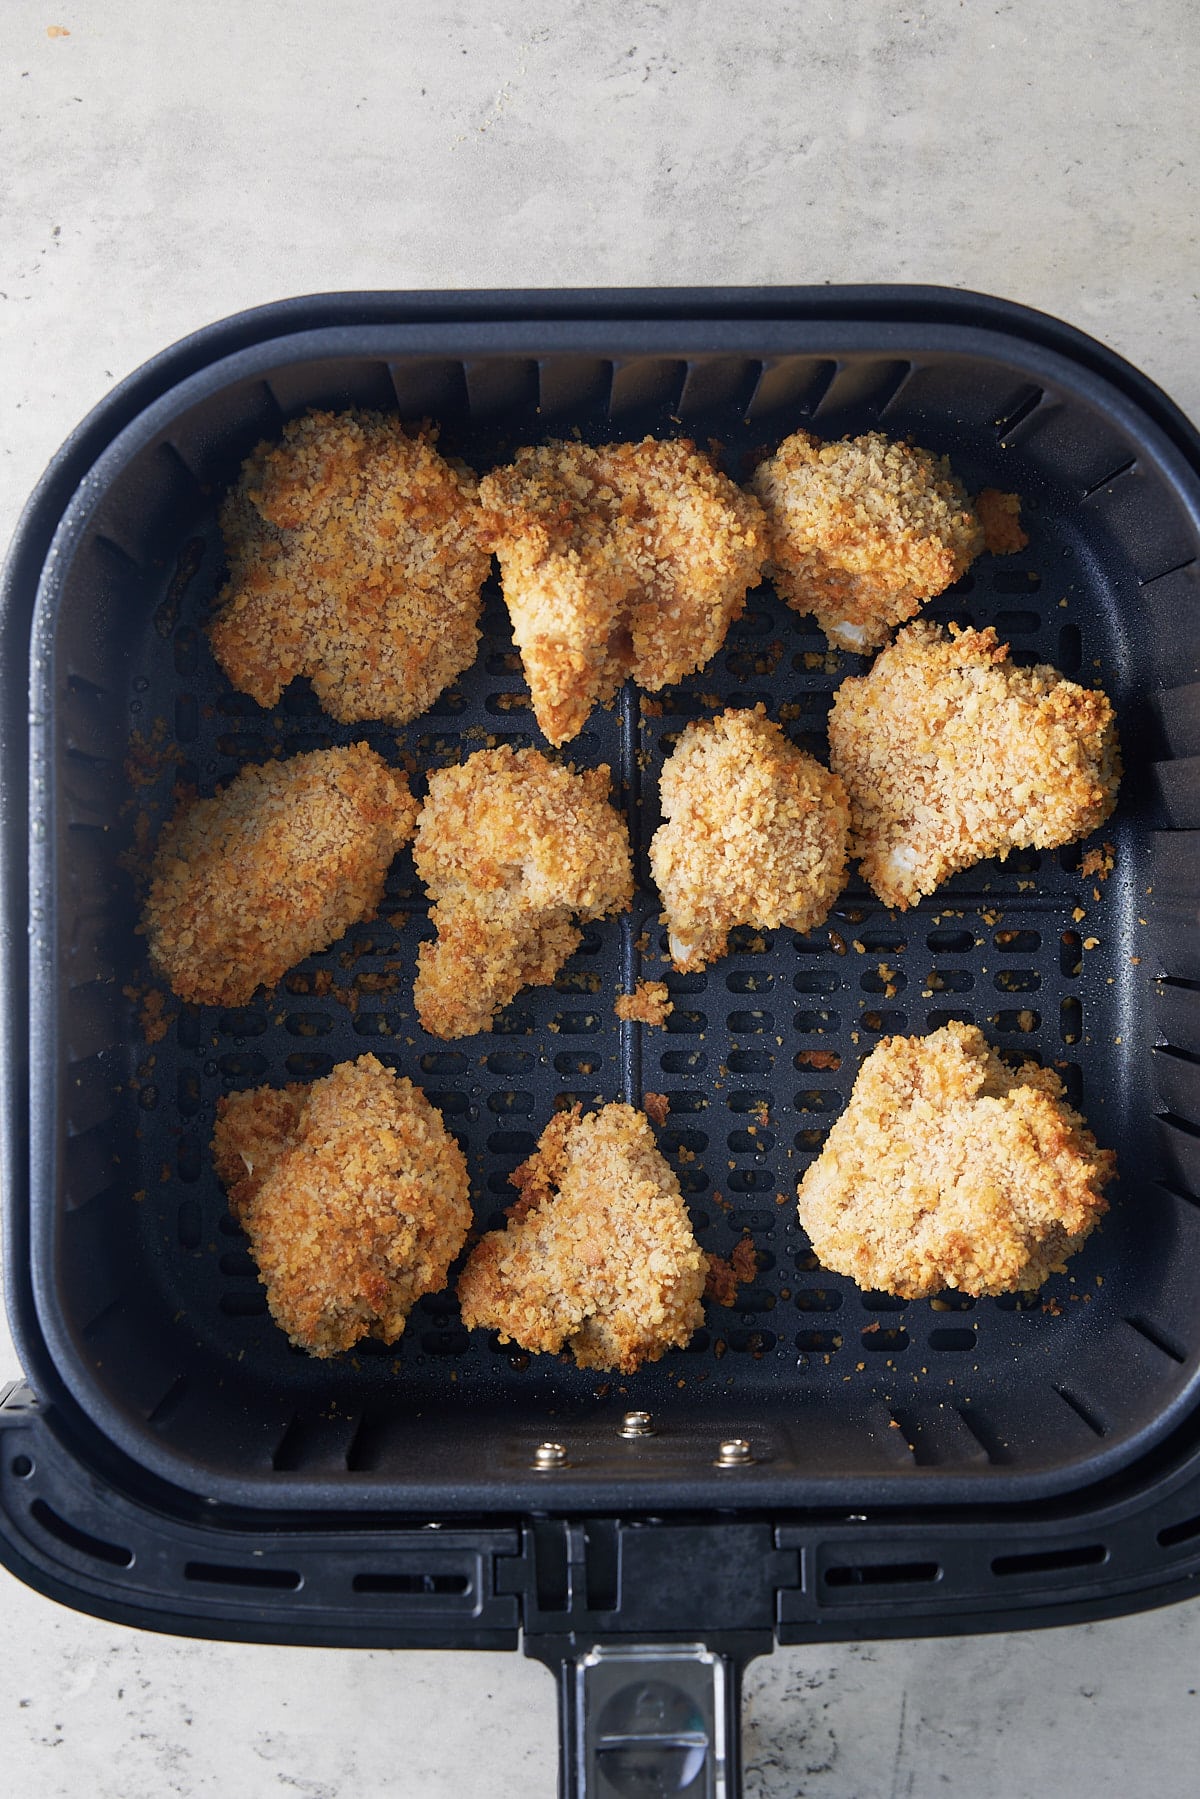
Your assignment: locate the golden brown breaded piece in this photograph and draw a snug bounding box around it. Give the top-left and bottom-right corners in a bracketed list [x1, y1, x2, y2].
[457, 1103, 707, 1371]
[649, 705, 850, 971]
[212, 1054, 472, 1357]
[209, 410, 489, 724]
[413, 747, 633, 1038]
[478, 438, 766, 745]
[796, 1022, 1114, 1298]
[143, 744, 417, 1006]
[827, 622, 1120, 909]
[752, 429, 984, 652]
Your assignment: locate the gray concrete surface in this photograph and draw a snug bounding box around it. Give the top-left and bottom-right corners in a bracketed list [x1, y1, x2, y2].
[2, 1, 1200, 1792]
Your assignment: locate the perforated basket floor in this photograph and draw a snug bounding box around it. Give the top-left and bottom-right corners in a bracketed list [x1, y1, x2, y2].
[22, 312, 1200, 1511]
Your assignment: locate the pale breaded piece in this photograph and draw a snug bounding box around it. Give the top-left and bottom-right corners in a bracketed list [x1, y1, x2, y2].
[143, 744, 417, 1006]
[649, 705, 850, 971]
[212, 1054, 471, 1357]
[457, 1103, 707, 1372]
[752, 429, 984, 652]
[827, 622, 1120, 909]
[796, 1022, 1114, 1298]
[413, 747, 633, 1038]
[209, 410, 490, 724]
[478, 438, 766, 745]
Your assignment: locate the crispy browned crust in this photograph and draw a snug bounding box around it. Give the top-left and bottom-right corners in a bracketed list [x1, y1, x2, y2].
[142, 744, 417, 1006]
[614, 981, 673, 1025]
[478, 437, 766, 745]
[827, 622, 1120, 909]
[209, 410, 490, 724]
[211, 1054, 472, 1357]
[412, 746, 633, 1038]
[456, 1103, 708, 1372]
[752, 429, 984, 652]
[649, 705, 850, 971]
[796, 1022, 1114, 1298]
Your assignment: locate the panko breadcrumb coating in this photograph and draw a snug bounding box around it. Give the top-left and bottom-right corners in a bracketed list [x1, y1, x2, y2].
[828, 622, 1120, 909]
[209, 410, 490, 724]
[614, 980, 674, 1026]
[478, 438, 766, 745]
[796, 1022, 1114, 1297]
[456, 1103, 707, 1372]
[143, 744, 416, 1006]
[212, 1054, 471, 1356]
[413, 746, 633, 1038]
[649, 705, 850, 971]
[752, 428, 984, 652]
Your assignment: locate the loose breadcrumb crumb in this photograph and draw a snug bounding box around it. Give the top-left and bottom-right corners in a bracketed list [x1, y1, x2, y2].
[209, 410, 490, 724]
[751, 429, 983, 652]
[142, 744, 417, 1006]
[650, 705, 849, 970]
[478, 438, 765, 745]
[796, 1022, 1114, 1298]
[615, 981, 674, 1026]
[828, 622, 1120, 909]
[642, 1091, 670, 1126]
[975, 487, 1029, 555]
[704, 1235, 759, 1306]
[457, 1103, 707, 1372]
[212, 1054, 471, 1356]
[413, 747, 632, 1038]
[1080, 841, 1116, 881]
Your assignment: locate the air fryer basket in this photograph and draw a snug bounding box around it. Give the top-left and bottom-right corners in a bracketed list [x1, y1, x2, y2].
[5, 291, 1200, 1795]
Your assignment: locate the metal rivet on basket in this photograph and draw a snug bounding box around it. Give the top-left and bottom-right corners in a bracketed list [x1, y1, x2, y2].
[533, 1441, 569, 1470]
[618, 1410, 655, 1439]
[715, 1438, 754, 1467]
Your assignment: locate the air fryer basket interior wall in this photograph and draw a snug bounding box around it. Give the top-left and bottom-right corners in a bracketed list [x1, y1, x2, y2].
[13, 303, 1200, 1519]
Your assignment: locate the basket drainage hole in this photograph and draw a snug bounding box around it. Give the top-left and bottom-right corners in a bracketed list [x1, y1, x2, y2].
[30, 1499, 133, 1568]
[184, 1560, 301, 1590]
[10, 1454, 33, 1479]
[991, 1543, 1106, 1578]
[825, 1560, 940, 1587]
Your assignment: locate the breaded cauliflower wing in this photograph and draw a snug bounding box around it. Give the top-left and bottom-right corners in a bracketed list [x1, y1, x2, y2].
[212, 1054, 472, 1357]
[796, 1022, 1114, 1298]
[209, 410, 490, 724]
[142, 743, 417, 1006]
[456, 1102, 708, 1372]
[413, 746, 633, 1038]
[478, 437, 766, 745]
[649, 705, 850, 971]
[827, 622, 1120, 909]
[752, 428, 984, 652]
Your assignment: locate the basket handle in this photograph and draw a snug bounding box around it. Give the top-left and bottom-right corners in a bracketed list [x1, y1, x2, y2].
[553, 1641, 743, 1799]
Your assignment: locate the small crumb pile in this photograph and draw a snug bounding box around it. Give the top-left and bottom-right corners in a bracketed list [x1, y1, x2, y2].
[479, 437, 766, 744]
[650, 705, 849, 970]
[796, 1022, 1114, 1298]
[457, 1102, 707, 1372]
[413, 746, 633, 1038]
[752, 428, 984, 652]
[209, 409, 490, 724]
[212, 1054, 472, 1356]
[615, 980, 673, 1026]
[142, 744, 416, 1006]
[828, 622, 1120, 909]
[975, 487, 1029, 555]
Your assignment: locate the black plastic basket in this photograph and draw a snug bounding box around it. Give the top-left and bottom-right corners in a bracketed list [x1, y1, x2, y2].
[4, 287, 1200, 1797]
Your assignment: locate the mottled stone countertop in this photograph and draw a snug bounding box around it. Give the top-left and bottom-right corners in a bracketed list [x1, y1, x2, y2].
[2, 1, 1199, 1792]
